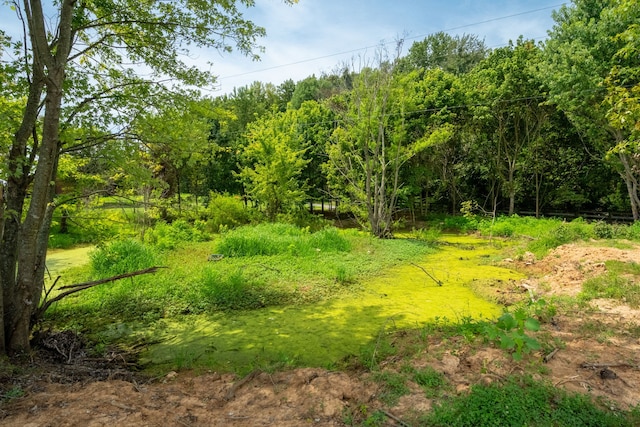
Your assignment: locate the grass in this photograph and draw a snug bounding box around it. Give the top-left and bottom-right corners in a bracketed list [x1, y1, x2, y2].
[422, 375, 637, 427]
[579, 261, 640, 307]
[45, 223, 435, 326]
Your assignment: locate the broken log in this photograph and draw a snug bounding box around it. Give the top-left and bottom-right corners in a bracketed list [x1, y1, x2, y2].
[34, 266, 168, 323]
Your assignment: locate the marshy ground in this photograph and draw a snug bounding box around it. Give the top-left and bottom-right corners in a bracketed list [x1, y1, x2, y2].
[3, 236, 640, 426]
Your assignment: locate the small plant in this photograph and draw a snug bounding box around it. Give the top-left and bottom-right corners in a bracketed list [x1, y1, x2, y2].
[413, 366, 449, 398]
[484, 308, 541, 361]
[1, 386, 24, 403]
[372, 371, 410, 406]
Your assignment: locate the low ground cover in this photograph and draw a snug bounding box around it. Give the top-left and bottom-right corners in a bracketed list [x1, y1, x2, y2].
[4, 214, 640, 425]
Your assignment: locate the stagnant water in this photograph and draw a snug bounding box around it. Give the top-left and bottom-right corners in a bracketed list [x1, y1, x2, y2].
[135, 235, 523, 373]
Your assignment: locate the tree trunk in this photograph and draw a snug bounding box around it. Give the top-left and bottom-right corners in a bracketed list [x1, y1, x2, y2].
[8, 73, 64, 352]
[619, 152, 640, 221]
[2, 0, 75, 354]
[0, 183, 4, 354]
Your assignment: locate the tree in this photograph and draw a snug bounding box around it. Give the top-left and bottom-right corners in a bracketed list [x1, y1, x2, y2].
[133, 98, 215, 218]
[0, 0, 293, 355]
[325, 44, 433, 237]
[239, 109, 310, 220]
[466, 39, 549, 215]
[543, 0, 640, 218]
[399, 32, 489, 75]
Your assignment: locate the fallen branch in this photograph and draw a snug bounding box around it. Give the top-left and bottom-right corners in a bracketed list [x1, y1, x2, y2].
[34, 266, 168, 322]
[410, 263, 442, 286]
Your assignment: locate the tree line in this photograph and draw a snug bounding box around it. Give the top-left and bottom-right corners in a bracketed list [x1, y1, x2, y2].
[0, 0, 638, 354]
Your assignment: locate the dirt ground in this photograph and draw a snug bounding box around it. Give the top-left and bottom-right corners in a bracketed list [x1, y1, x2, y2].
[2, 240, 640, 426]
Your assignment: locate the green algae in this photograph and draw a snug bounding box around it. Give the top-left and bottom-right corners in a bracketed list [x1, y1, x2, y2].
[141, 235, 524, 373]
[45, 246, 93, 277]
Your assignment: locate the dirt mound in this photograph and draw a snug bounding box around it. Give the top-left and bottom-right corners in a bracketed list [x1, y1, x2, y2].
[516, 241, 640, 297]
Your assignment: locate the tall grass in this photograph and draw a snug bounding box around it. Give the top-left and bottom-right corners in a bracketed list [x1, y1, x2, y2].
[90, 239, 159, 278]
[214, 223, 351, 257]
[143, 219, 210, 250]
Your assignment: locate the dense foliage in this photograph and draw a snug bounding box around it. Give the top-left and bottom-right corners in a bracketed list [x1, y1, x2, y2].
[1, 0, 639, 354]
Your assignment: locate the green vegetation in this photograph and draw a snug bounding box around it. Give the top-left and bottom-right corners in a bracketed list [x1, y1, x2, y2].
[37, 213, 640, 424]
[423, 376, 636, 427]
[580, 261, 640, 308]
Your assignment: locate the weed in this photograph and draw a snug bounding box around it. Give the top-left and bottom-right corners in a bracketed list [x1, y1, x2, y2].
[413, 366, 449, 398]
[1, 386, 24, 404]
[372, 371, 410, 406]
[143, 219, 210, 250]
[580, 262, 640, 307]
[214, 223, 350, 257]
[197, 267, 288, 311]
[360, 326, 397, 371]
[90, 239, 158, 278]
[484, 308, 541, 361]
[343, 406, 387, 427]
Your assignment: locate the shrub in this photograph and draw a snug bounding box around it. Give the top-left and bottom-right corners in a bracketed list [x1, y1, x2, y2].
[204, 193, 252, 233]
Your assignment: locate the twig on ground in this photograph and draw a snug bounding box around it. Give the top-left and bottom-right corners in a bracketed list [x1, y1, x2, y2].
[580, 362, 637, 369]
[543, 348, 559, 363]
[410, 263, 442, 286]
[225, 370, 261, 401]
[382, 410, 410, 427]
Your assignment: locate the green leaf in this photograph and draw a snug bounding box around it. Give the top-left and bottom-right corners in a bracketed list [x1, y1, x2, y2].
[497, 313, 517, 331]
[499, 334, 515, 350]
[524, 318, 540, 332]
[524, 336, 541, 351]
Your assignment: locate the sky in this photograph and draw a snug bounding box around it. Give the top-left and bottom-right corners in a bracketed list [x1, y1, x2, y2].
[0, 0, 568, 95]
[205, 0, 567, 94]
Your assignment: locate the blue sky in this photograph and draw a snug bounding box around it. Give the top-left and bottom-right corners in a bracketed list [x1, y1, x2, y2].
[208, 0, 567, 94]
[0, 1, 567, 95]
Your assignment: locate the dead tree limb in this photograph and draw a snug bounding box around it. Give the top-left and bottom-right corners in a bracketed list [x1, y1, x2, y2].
[34, 266, 168, 323]
[411, 262, 443, 286]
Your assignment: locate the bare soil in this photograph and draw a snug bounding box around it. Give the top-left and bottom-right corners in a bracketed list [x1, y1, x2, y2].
[2, 240, 640, 426]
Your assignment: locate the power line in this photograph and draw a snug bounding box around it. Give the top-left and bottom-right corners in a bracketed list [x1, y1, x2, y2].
[217, 3, 567, 83]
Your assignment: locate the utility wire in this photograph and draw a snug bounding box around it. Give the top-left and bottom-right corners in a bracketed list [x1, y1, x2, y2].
[217, 3, 567, 82]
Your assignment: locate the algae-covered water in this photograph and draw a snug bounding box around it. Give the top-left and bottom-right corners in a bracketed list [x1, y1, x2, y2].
[141, 235, 523, 372]
[46, 246, 93, 277]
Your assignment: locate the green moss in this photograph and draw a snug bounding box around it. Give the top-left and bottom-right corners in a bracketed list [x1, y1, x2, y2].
[141, 235, 522, 374]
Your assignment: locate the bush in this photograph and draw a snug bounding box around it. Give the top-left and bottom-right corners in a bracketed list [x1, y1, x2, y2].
[204, 193, 252, 233]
